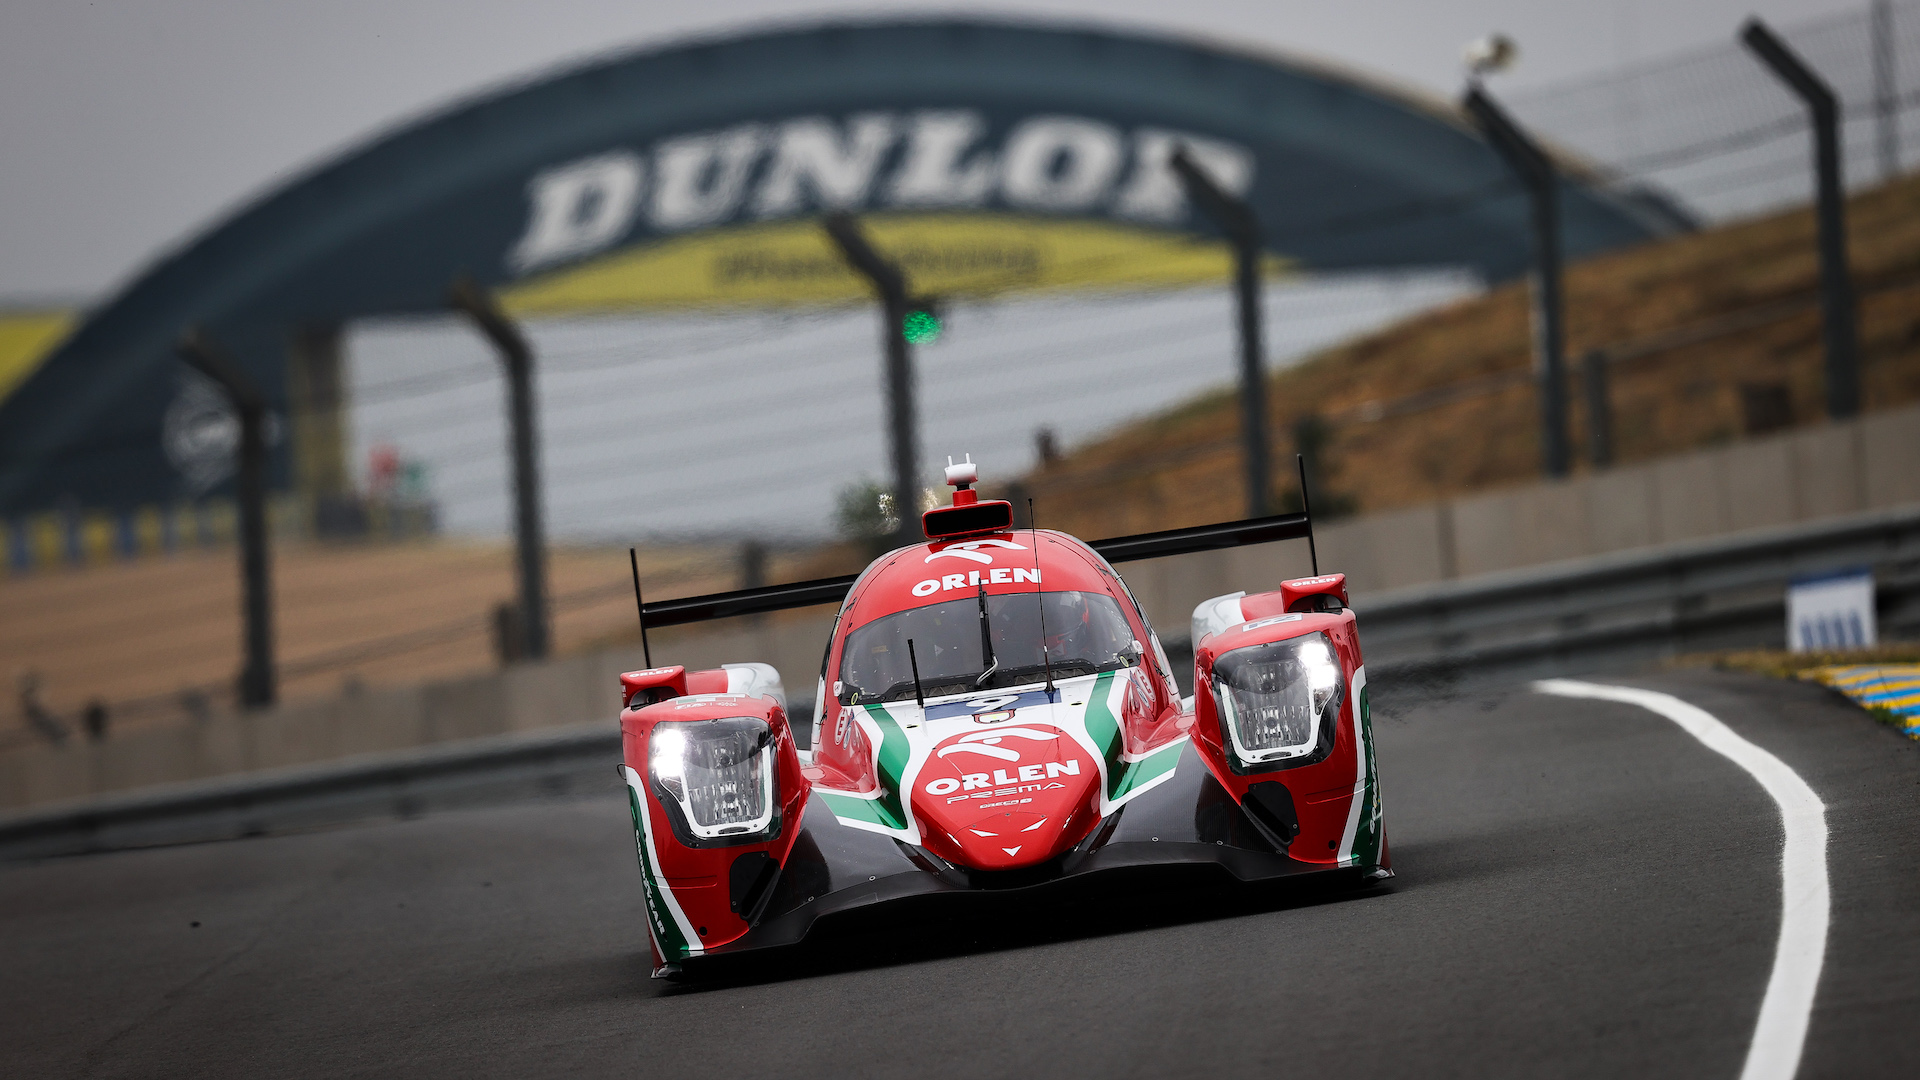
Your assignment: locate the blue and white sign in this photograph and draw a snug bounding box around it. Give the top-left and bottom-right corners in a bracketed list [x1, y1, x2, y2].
[1787, 569, 1876, 652]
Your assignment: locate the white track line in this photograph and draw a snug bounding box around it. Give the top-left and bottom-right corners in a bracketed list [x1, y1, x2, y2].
[1535, 679, 1829, 1080]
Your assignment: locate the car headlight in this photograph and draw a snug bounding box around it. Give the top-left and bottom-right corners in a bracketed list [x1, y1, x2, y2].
[1211, 632, 1343, 771]
[647, 717, 777, 844]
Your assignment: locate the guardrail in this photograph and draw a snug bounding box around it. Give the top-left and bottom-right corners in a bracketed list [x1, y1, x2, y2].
[1353, 503, 1920, 694]
[0, 723, 619, 861]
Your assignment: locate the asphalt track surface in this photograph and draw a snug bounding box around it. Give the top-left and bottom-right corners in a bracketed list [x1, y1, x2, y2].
[4, 669, 1917, 1079]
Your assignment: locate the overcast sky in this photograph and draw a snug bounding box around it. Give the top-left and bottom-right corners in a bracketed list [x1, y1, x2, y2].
[0, 0, 1865, 302]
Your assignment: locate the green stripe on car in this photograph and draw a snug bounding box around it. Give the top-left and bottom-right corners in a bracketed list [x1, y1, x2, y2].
[628, 784, 692, 960]
[863, 702, 912, 828]
[1109, 741, 1183, 799]
[1351, 683, 1384, 867]
[1079, 671, 1126, 801]
[816, 790, 907, 830]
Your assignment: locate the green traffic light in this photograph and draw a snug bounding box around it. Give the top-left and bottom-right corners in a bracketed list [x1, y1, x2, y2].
[902, 308, 942, 345]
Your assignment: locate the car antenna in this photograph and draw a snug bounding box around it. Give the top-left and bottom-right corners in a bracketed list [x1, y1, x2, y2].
[908, 638, 927, 710]
[973, 580, 999, 688]
[1029, 498, 1055, 697]
[629, 547, 653, 668]
[1296, 453, 1319, 576]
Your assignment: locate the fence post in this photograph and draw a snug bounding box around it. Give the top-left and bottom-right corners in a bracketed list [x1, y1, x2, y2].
[1583, 349, 1614, 468]
[1171, 147, 1271, 516]
[287, 323, 356, 538]
[176, 328, 276, 708]
[1741, 18, 1862, 420]
[451, 279, 550, 661]
[823, 213, 921, 546]
[1464, 85, 1572, 479]
[1872, 0, 1900, 181]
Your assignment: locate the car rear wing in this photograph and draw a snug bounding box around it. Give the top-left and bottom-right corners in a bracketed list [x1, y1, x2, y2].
[639, 506, 1315, 630]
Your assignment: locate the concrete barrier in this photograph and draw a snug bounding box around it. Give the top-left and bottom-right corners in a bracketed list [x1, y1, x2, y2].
[1122, 403, 1919, 631]
[1864, 408, 1920, 507]
[1318, 505, 1450, 593]
[1586, 466, 1658, 552]
[0, 612, 845, 813]
[1725, 437, 1795, 533]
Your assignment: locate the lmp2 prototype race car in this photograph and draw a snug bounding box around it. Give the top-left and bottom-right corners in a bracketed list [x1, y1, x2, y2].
[617, 461, 1388, 976]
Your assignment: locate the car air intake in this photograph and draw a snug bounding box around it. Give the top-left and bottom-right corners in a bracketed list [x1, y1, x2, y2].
[923, 499, 1013, 539]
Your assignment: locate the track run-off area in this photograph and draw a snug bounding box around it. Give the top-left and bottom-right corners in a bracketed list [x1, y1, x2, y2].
[3, 669, 1916, 1079]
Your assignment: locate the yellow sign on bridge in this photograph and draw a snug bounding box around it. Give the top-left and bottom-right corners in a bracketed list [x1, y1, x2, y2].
[501, 212, 1292, 315]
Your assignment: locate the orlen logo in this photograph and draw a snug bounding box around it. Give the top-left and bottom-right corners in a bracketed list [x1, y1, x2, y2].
[914, 538, 1039, 595]
[912, 567, 1040, 597]
[920, 726, 1085, 799]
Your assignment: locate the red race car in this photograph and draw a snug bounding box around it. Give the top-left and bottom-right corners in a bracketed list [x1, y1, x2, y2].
[618, 461, 1389, 976]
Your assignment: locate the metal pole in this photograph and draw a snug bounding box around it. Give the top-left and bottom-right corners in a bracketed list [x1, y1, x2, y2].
[1872, 0, 1899, 181]
[286, 323, 352, 536]
[1464, 85, 1571, 479]
[629, 547, 651, 669]
[1232, 237, 1269, 516]
[823, 213, 919, 546]
[1742, 18, 1862, 419]
[177, 328, 275, 708]
[1582, 349, 1614, 468]
[1171, 148, 1270, 516]
[451, 278, 549, 660]
[1295, 453, 1317, 577]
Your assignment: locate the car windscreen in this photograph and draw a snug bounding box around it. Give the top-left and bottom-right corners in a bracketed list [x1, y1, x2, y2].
[838, 590, 1137, 703]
